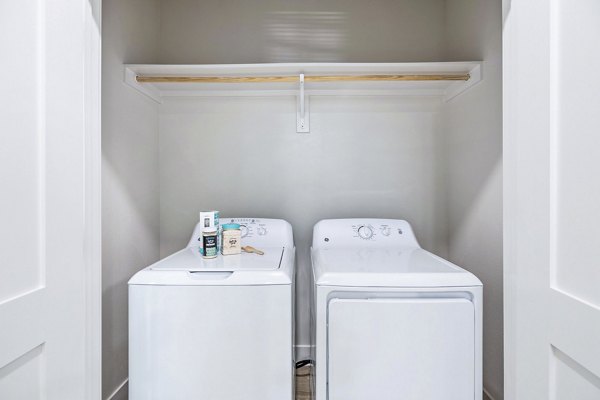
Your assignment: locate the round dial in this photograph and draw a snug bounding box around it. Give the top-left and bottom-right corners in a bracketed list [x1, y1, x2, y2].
[240, 225, 249, 238]
[257, 227, 267, 236]
[380, 226, 391, 236]
[357, 225, 374, 239]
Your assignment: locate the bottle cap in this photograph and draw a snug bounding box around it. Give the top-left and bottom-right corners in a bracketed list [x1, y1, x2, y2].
[222, 223, 241, 230]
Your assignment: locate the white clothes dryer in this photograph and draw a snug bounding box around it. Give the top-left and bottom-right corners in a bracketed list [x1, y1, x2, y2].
[311, 219, 482, 400]
[129, 218, 295, 400]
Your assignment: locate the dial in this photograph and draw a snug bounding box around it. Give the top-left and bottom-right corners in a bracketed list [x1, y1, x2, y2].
[240, 225, 249, 238]
[257, 227, 267, 236]
[357, 225, 374, 239]
[380, 226, 391, 236]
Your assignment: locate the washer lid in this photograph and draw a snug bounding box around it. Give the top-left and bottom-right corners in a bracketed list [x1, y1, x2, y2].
[150, 246, 284, 272]
[312, 247, 482, 288]
[129, 246, 293, 286]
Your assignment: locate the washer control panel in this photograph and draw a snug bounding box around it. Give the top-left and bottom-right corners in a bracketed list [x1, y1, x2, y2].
[313, 219, 420, 249]
[221, 218, 268, 239]
[188, 217, 293, 248]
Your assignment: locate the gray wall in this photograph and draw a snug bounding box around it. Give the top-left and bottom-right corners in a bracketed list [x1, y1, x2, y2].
[102, 0, 161, 398]
[159, 96, 449, 357]
[102, 0, 503, 398]
[442, 1, 503, 399]
[154, 0, 450, 360]
[158, 0, 446, 63]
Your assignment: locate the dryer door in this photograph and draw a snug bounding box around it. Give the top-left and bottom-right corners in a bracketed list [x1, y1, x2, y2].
[328, 297, 475, 400]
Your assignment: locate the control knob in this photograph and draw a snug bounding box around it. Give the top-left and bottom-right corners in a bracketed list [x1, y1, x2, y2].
[240, 225, 249, 238]
[357, 225, 374, 239]
[257, 227, 267, 236]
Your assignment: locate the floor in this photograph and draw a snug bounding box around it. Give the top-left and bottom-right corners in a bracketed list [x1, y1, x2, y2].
[295, 364, 313, 400]
[294, 365, 491, 399]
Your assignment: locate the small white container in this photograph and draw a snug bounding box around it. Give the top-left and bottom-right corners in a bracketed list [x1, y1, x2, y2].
[202, 228, 218, 259]
[221, 223, 241, 255]
[198, 210, 220, 255]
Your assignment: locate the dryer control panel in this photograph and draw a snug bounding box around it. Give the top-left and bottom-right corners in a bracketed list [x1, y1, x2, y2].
[312, 219, 420, 249]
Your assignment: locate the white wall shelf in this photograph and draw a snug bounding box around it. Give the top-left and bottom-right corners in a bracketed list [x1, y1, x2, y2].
[124, 62, 482, 132]
[125, 62, 481, 101]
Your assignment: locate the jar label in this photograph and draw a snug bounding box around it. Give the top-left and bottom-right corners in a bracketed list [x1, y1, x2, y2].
[222, 230, 241, 255]
[203, 234, 218, 257]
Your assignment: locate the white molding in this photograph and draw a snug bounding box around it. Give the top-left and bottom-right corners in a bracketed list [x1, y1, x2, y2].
[444, 63, 483, 101]
[503, 1, 518, 396]
[294, 344, 315, 350]
[84, 0, 102, 399]
[294, 344, 315, 360]
[106, 378, 128, 400]
[127, 61, 482, 75]
[483, 387, 496, 400]
[125, 66, 162, 103]
[154, 88, 448, 98]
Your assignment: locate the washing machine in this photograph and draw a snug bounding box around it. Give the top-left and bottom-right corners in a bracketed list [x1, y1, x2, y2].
[311, 219, 482, 400]
[129, 218, 295, 400]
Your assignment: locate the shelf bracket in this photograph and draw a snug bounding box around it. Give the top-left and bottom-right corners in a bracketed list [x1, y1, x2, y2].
[296, 74, 310, 133]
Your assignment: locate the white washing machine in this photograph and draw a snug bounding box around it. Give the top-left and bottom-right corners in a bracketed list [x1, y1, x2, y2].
[129, 218, 295, 400]
[311, 219, 482, 400]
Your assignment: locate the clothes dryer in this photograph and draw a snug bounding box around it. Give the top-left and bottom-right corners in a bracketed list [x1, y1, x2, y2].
[311, 219, 482, 400]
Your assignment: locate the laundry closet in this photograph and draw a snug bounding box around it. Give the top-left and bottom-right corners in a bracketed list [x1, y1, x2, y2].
[102, 1, 503, 399]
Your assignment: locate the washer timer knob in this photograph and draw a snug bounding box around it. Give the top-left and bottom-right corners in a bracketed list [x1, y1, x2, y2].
[357, 225, 374, 239]
[240, 225, 249, 238]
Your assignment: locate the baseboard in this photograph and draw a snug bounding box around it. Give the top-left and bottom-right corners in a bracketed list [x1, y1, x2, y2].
[104, 370, 495, 399]
[483, 387, 496, 400]
[294, 344, 315, 360]
[106, 378, 128, 400]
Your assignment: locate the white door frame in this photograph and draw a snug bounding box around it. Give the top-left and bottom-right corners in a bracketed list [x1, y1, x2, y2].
[504, 0, 600, 398]
[0, 0, 102, 398]
[84, 0, 102, 399]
